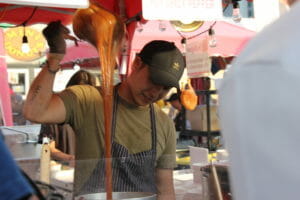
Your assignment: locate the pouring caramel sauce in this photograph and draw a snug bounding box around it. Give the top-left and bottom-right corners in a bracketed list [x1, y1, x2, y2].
[73, 3, 125, 199]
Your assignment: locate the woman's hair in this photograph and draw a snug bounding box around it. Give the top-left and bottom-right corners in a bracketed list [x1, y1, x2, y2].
[66, 70, 96, 88]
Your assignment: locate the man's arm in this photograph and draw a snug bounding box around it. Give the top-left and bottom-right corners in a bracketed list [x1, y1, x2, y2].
[155, 168, 176, 200]
[23, 21, 71, 124]
[23, 58, 66, 124]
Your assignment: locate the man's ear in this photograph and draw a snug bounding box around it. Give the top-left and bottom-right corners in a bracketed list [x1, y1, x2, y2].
[132, 56, 143, 72]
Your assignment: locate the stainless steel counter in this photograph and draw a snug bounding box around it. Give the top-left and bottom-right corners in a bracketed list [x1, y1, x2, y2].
[1, 125, 41, 179]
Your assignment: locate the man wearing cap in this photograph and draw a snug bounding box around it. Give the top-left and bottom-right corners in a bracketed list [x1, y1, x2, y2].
[23, 21, 185, 199]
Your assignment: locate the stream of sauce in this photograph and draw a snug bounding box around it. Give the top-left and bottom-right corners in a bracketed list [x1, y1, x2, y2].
[73, 3, 124, 199]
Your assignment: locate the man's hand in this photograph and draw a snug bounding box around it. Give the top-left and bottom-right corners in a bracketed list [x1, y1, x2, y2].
[156, 169, 176, 200]
[42, 20, 70, 54]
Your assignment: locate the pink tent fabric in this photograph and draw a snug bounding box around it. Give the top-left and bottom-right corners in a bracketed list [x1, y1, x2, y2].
[205, 21, 255, 56]
[60, 41, 99, 68]
[0, 29, 13, 126]
[131, 20, 255, 55]
[61, 42, 98, 63]
[128, 20, 255, 73]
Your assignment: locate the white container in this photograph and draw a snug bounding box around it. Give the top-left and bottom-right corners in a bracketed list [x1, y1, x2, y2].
[192, 162, 209, 184]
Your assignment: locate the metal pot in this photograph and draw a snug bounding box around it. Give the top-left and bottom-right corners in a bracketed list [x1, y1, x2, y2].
[76, 192, 156, 200]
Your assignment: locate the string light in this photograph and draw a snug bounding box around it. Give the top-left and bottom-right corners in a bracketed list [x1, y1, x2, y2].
[176, 21, 217, 50]
[135, 15, 143, 32]
[158, 20, 167, 32]
[181, 38, 187, 55]
[1, 8, 38, 53]
[21, 25, 30, 53]
[208, 28, 217, 48]
[73, 64, 81, 71]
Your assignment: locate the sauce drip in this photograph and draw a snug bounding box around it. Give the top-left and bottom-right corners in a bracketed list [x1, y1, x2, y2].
[73, 3, 125, 199]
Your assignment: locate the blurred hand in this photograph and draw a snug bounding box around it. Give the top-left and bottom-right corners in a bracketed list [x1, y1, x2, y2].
[68, 155, 75, 168]
[42, 20, 70, 54]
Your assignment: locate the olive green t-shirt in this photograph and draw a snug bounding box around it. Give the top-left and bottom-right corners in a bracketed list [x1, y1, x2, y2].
[58, 85, 177, 192]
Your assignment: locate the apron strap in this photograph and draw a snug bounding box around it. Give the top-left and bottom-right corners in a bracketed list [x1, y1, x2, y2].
[149, 104, 157, 152]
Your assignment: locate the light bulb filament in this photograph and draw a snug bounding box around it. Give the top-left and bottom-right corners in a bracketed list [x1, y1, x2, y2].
[21, 25, 30, 53]
[22, 35, 30, 53]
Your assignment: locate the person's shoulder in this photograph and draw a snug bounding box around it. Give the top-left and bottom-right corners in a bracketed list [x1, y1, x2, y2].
[67, 84, 98, 91]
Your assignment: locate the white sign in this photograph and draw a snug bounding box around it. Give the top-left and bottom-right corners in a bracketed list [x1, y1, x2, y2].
[185, 37, 211, 78]
[0, 0, 89, 8]
[142, 0, 223, 21]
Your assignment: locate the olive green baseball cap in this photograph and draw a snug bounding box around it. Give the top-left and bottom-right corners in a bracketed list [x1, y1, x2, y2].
[138, 40, 185, 88]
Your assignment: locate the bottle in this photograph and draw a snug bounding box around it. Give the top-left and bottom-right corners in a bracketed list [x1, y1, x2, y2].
[40, 137, 50, 184]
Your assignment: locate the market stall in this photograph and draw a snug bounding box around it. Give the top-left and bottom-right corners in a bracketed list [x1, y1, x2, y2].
[0, 0, 255, 125]
[0, 1, 257, 199]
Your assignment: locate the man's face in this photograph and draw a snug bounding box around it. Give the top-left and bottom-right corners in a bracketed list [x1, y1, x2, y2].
[128, 59, 171, 106]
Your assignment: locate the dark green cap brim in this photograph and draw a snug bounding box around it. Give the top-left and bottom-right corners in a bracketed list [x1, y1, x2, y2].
[149, 67, 180, 88]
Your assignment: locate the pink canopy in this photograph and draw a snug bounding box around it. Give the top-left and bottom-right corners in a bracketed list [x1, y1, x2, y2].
[127, 20, 255, 74]
[130, 20, 255, 56]
[0, 0, 255, 126]
[60, 41, 99, 69]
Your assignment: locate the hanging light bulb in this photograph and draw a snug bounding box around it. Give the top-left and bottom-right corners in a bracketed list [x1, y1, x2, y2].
[73, 64, 81, 71]
[22, 35, 30, 53]
[158, 20, 167, 32]
[208, 28, 217, 48]
[21, 25, 30, 53]
[181, 38, 187, 56]
[136, 15, 143, 32]
[136, 21, 143, 32]
[232, 0, 242, 23]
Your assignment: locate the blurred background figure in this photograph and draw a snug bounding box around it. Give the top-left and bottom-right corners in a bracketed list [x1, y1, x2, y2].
[166, 93, 193, 148]
[166, 93, 191, 133]
[38, 70, 96, 163]
[9, 83, 26, 126]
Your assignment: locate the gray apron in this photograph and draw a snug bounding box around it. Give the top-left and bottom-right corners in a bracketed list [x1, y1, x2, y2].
[79, 86, 157, 195]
